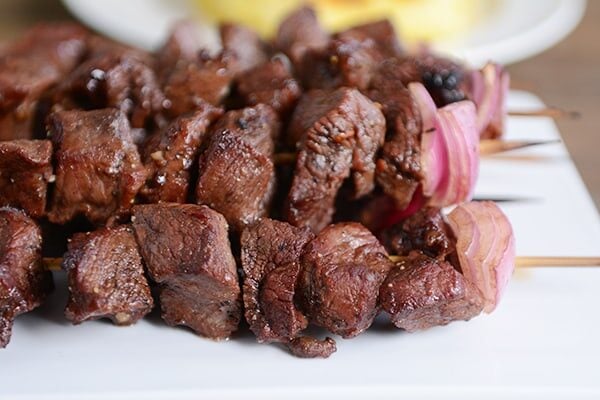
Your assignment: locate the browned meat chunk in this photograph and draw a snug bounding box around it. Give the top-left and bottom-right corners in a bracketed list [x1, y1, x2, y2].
[299, 23, 394, 91]
[131, 203, 241, 339]
[163, 51, 236, 116]
[240, 218, 314, 343]
[338, 20, 403, 59]
[0, 208, 53, 348]
[288, 336, 337, 358]
[53, 51, 165, 129]
[379, 254, 483, 332]
[285, 88, 385, 232]
[236, 55, 302, 117]
[0, 23, 87, 140]
[156, 20, 208, 78]
[141, 102, 223, 203]
[298, 222, 393, 338]
[275, 6, 329, 67]
[0, 140, 53, 218]
[63, 225, 153, 325]
[48, 109, 147, 225]
[196, 106, 278, 231]
[381, 207, 454, 259]
[220, 23, 269, 75]
[368, 61, 423, 209]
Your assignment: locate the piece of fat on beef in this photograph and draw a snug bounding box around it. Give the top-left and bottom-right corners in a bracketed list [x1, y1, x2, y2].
[47, 109, 147, 226]
[379, 253, 483, 332]
[240, 218, 314, 343]
[131, 203, 241, 339]
[0, 140, 53, 218]
[220, 23, 269, 75]
[236, 55, 302, 117]
[52, 50, 165, 129]
[298, 222, 393, 338]
[285, 87, 385, 232]
[141, 102, 223, 204]
[196, 105, 278, 232]
[274, 6, 329, 68]
[368, 61, 423, 210]
[381, 207, 454, 260]
[0, 207, 53, 348]
[63, 225, 153, 325]
[163, 50, 236, 116]
[0, 23, 88, 141]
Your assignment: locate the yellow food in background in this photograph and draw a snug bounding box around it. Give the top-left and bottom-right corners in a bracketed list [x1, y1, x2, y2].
[194, 0, 485, 44]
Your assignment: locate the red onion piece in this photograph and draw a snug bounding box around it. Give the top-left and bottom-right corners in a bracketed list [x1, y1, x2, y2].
[428, 101, 479, 207]
[472, 63, 510, 139]
[446, 201, 516, 313]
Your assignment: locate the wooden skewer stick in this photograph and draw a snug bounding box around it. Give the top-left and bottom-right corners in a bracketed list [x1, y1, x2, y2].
[479, 139, 559, 156]
[388, 255, 600, 267]
[44, 255, 600, 271]
[508, 107, 580, 119]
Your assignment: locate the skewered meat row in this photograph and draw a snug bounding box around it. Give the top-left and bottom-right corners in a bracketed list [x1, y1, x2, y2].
[0, 200, 513, 356]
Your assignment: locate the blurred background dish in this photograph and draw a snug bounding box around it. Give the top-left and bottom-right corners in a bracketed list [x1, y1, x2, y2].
[61, 0, 585, 66]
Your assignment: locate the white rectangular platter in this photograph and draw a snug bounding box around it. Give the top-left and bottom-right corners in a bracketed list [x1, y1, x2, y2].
[3, 91, 600, 400]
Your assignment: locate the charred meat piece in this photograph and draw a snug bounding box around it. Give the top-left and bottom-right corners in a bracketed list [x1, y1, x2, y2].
[298, 222, 393, 338]
[53, 51, 165, 129]
[240, 218, 314, 343]
[236, 55, 302, 117]
[286, 88, 385, 232]
[63, 225, 153, 325]
[0, 140, 53, 218]
[274, 6, 329, 68]
[48, 109, 147, 225]
[381, 207, 454, 259]
[379, 254, 483, 332]
[288, 336, 337, 358]
[0, 208, 53, 348]
[163, 50, 236, 116]
[196, 106, 278, 232]
[368, 61, 423, 210]
[131, 203, 241, 339]
[141, 102, 223, 203]
[156, 20, 209, 78]
[220, 23, 269, 75]
[338, 20, 403, 59]
[0, 23, 87, 141]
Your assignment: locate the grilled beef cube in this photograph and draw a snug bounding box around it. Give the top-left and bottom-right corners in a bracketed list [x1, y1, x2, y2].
[131, 203, 241, 339]
[236, 55, 302, 117]
[298, 222, 393, 338]
[141, 102, 223, 203]
[368, 62, 423, 209]
[339, 20, 404, 59]
[275, 6, 329, 68]
[0, 208, 53, 348]
[196, 106, 278, 232]
[63, 225, 153, 325]
[220, 23, 269, 75]
[0, 140, 53, 218]
[285, 88, 385, 232]
[0, 23, 87, 141]
[288, 336, 337, 358]
[379, 254, 483, 332]
[157, 20, 208, 78]
[241, 218, 314, 343]
[53, 51, 165, 129]
[48, 109, 147, 225]
[299, 25, 393, 91]
[381, 207, 454, 259]
[163, 51, 236, 116]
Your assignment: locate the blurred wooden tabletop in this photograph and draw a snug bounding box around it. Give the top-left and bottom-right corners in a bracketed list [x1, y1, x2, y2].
[1, 0, 599, 209]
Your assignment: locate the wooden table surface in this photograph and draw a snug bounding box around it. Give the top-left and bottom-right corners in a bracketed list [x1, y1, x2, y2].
[1, 0, 599, 209]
